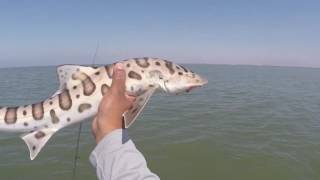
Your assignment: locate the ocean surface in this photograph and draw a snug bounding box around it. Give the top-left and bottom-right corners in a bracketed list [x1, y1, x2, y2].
[0, 64, 320, 180]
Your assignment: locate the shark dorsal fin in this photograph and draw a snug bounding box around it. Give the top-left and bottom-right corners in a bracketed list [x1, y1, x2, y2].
[124, 87, 157, 128]
[56, 65, 98, 90]
[50, 65, 101, 97]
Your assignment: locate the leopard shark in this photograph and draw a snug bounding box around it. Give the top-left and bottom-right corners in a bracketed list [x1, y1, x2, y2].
[0, 57, 208, 160]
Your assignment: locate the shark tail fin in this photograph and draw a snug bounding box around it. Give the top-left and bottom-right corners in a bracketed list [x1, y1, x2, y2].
[21, 128, 57, 160]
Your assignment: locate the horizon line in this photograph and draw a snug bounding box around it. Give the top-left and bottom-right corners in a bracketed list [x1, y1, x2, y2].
[0, 62, 319, 70]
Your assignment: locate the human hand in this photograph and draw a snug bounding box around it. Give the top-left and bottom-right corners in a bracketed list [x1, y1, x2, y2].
[92, 63, 135, 144]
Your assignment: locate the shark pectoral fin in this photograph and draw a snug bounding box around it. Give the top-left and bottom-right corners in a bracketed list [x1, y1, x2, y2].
[56, 65, 98, 90]
[21, 128, 57, 160]
[124, 87, 157, 128]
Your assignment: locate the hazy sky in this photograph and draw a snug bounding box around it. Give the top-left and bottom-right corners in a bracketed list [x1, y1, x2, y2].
[0, 0, 319, 68]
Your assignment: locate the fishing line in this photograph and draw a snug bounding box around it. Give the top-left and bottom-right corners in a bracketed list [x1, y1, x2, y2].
[72, 42, 100, 180]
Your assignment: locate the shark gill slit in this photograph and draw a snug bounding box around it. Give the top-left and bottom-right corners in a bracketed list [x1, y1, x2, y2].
[165, 61, 175, 74]
[180, 65, 189, 73]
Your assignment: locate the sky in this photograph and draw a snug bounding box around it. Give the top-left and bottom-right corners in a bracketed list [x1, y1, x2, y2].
[0, 0, 319, 68]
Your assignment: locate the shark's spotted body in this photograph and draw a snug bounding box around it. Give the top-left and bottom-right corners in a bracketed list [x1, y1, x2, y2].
[0, 57, 207, 160]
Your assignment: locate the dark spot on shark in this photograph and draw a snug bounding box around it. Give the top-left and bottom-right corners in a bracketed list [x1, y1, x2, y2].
[135, 58, 150, 68]
[50, 109, 60, 124]
[178, 72, 183, 75]
[136, 89, 147, 96]
[155, 62, 161, 66]
[72, 72, 96, 96]
[32, 102, 44, 120]
[5, 107, 18, 124]
[104, 65, 113, 79]
[59, 90, 72, 111]
[78, 103, 92, 113]
[35, 131, 46, 139]
[128, 71, 142, 80]
[23, 110, 27, 116]
[24, 122, 28, 126]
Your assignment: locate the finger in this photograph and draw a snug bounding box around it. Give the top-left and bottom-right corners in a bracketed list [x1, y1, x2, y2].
[111, 63, 126, 94]
[125, 93, 136, 103]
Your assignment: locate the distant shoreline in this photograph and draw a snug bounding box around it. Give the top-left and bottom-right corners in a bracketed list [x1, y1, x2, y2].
[0, 63, 319, 70]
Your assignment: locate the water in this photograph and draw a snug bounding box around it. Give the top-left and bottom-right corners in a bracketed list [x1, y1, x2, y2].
[0, 64, 320, 180]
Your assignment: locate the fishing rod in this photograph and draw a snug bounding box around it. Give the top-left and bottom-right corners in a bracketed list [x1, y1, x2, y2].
[72, 42, 100, 180]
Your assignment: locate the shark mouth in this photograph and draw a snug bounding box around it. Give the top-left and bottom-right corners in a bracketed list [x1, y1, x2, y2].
[186, 85, 202, 93]
[186, 79, 208, 93]
[164, 82, 205, 94]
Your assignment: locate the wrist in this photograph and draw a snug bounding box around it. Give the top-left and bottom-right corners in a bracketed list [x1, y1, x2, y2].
[95, 127, 122, 143]
[95, 116, 123, 144]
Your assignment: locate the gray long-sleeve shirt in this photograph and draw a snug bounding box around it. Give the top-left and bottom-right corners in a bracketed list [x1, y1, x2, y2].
[90, 129, 160, 180]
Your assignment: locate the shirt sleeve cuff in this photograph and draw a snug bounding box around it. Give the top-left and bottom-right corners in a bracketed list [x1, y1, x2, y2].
[89, 129, 130, 167]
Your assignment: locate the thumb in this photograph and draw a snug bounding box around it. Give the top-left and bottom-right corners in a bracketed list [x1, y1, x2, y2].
[111, 63, 126, 94]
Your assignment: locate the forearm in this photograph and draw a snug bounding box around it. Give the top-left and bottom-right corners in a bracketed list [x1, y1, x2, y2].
[90, 129, 160, 180]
